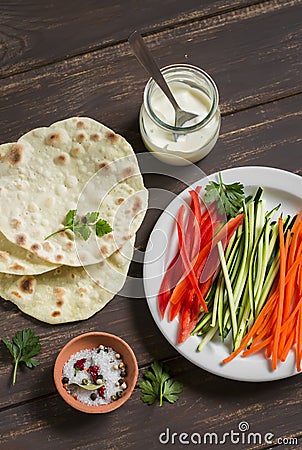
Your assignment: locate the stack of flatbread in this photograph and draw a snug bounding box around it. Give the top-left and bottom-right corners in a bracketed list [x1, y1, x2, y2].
[0, 117, 148, 324]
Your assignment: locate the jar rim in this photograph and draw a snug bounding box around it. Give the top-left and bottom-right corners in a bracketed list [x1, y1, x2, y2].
[143, 64, 219, 132]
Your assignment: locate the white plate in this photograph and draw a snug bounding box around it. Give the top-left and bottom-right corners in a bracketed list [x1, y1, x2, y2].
[143, 166, 302, 382]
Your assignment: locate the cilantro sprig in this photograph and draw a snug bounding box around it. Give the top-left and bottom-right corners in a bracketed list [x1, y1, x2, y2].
[139, 361, 183, 406]
[204, 172, 245, 218]
[45, 209, 112, 241]
[2, 329, 41, 385]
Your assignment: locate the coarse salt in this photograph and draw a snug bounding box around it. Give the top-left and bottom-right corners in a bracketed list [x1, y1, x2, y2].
[62, 346, 126, 406]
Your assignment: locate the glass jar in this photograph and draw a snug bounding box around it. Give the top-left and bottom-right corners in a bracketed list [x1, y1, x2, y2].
[139, 64, 221, 166]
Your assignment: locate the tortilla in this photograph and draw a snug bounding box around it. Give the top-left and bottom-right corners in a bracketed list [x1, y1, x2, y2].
[0, 118, 148, 266]
[0, 238, 134, 324]
[0, 231, 58, 275]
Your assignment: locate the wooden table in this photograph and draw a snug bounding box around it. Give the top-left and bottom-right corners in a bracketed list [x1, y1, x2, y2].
[0, 1, 301, 449]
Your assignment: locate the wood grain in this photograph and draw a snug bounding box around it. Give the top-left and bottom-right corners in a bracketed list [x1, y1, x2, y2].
[0, 0, 301, 145]
[0, 93, 300, 410]
[0, 0, 267, 78]
[0, 0, 301, 448]
[0, 358, 300, 450]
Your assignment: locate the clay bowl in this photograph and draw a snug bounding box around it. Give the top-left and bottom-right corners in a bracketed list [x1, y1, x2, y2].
[54, 332, 138, 413]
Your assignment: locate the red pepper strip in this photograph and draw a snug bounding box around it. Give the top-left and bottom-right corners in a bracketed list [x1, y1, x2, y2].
[170, 213, 244, 305]
[158, 186, 201, 319]
[189, 190, 203, 238]
[177, 205, 208, 312]
[158, 278, 171, 319]
[200, 206, 219, 244]
[158, 186, 202, 318]
[198, 224, 226, 283]
[186, 187, 203, 259]
[169, 294, 185, 321]
[158, 249, 182, 318]
[177, 292, 201, 344]
[179, 293, 201, 343]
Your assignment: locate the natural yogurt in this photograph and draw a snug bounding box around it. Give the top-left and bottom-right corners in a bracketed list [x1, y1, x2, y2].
[139, 64, 221, 165]
[62, 345, 127, 406]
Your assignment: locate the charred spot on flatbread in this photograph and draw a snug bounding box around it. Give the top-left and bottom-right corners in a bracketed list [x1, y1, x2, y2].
[132, 196, 143, 214]
[42, 242, 53, 252]
[11, 291, 22, 299]
[55, 254, 64, 262]
[16, 234, 26, 246]
[30, 243, 41, 254]
[91, 133, 101, 142]
[76, 120, 86, 129]
[98, 162, 111, 171]
[5, 144, 23, 166]
[19, 276, 35, 294]
[9, 263, 25, 271]
[11, 218, 22, 229]
[106, 131, 119, 143]
[51, 310, 61, 317]
[70, 146, 82, 157]
[54, 287, 65, 307]
[46, 132, 62, 145]
[100, 245, 109, 255]
[54, 153, 70, 165]
[64, 241, 74, 251]
[122, 166, 135, 179]
[116, 197, 125, 205]
[0, 251, 9, 261]
[76, 132, 87, 143]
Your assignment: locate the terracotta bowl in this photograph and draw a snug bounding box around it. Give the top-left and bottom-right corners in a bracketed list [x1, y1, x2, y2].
[54, 332, 138, 413]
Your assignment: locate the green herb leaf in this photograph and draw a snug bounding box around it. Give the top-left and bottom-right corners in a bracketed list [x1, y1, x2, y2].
[74, 366, 81, 376]
[139, 380, 159, 405]
[65, 209, 77, 227]
[139, 361, 183, 406]
[68, 382, 104, 390]
[1, 329, 41, 385]
[162, 379, 183, 404]
[45, 210, 112, 241]
[204, 173, 245, 218]
[85, 212, 99, 224]
[73, 222, 92, 241]
[95, 219, 113, 237]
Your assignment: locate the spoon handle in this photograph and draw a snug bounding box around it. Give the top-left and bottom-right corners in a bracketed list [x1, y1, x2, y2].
[128, 31, 180, 112]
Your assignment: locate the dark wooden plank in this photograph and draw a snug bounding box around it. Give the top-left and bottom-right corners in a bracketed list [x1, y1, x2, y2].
[0, 0, 301, 144]
[0, 357, 300, 450]
[0, 0, 267, 78]
[0, 93, 300, 410]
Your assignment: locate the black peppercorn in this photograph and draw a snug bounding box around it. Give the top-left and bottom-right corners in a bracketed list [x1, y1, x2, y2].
[90, 393, 97, 401]
[62, 377, 69, 384]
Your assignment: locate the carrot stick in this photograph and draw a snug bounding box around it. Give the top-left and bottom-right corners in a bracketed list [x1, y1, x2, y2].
[272, 219, 286, 370]
[176, 205, 208, 312]
[296, 301, 302, 371]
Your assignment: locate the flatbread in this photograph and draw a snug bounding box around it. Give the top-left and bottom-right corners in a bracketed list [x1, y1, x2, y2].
[0, 118, 148, 266]
[0, 231, 58, 274]
[0, 238, 134, 324]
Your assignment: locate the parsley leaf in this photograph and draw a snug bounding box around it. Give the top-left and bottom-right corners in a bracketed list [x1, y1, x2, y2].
[2, 329, 41, 385]
[139, 361, 183, 406]
[204, 172, 245, 218]
[65, 209, 77, 227]
[85, 212, 99, 224]
[45, 210, 112, 241]
[73, 221, 92, 240]
[95, 219, 113, 238]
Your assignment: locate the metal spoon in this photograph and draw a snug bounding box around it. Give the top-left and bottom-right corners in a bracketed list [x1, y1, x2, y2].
[128, 31, 199, 135]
